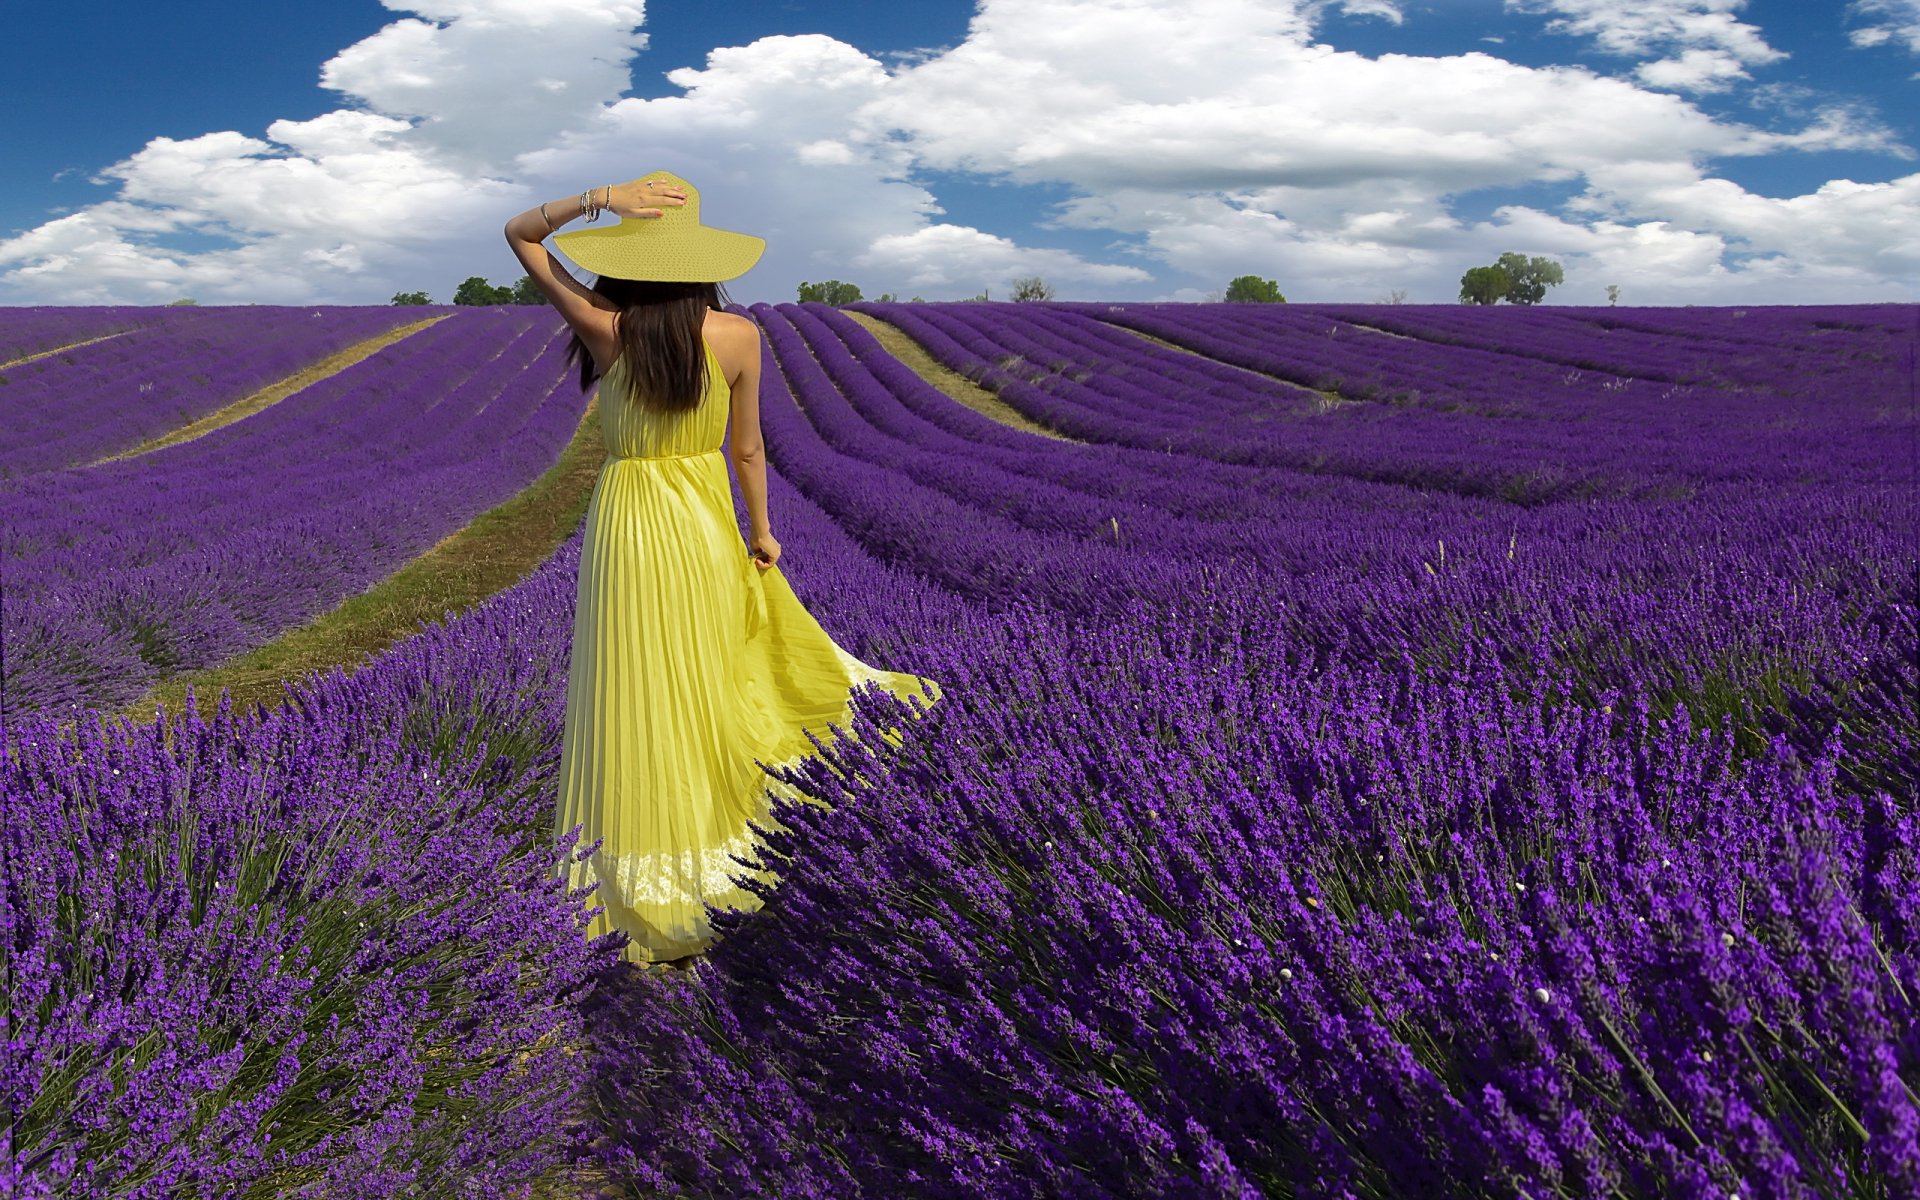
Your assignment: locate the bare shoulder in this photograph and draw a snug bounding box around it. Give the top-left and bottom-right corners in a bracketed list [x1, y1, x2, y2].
[703, 310, 761, 382]
[705, 309, 759, 350]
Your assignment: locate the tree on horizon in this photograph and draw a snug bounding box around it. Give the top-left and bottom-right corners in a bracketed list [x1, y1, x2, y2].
[1225, 275, 1285, 303]
[797, 280, 863, 305]
[1461, 254, 1563, 305]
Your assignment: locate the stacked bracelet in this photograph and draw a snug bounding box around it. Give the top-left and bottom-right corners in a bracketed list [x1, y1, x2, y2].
[575, 185, 615, 224]
[536, 186, 614, 234]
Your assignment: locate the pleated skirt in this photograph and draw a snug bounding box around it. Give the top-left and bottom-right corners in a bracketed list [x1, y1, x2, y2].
[553, 451, 939, 964]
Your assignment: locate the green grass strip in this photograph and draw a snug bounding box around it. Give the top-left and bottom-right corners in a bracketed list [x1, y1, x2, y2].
[110, 388, 609, 735]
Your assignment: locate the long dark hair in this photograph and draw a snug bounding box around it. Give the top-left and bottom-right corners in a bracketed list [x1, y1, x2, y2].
[565, 276, 732, 413]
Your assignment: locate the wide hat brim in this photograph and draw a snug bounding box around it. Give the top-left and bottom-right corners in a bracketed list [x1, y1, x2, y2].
[551, 171, 764, 283]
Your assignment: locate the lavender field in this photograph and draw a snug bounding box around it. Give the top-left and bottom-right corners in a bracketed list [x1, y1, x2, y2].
[1, 306, 589, 720]
[2, 301, 1915, 1198]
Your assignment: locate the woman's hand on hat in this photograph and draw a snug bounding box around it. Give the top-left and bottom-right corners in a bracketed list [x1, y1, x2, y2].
[607, 178, 688, 219]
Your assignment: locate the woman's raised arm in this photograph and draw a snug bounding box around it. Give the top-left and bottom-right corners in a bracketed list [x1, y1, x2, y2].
[502, 180, 688, 346]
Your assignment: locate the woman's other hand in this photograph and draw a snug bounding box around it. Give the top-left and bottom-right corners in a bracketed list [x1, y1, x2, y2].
[749, 531, 781, 571]
[607, 178, 688, 219]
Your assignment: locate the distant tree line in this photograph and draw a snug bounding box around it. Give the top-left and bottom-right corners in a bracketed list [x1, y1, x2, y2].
[794, 277, 1058, 305]
[389, 262, 1606, 308]
[796, 276, 1293, 304]
[797, 280, 866, 305]
[803, 263, 1601, 308]
[391, 275, 546, 306]
[378, 259, 1620, 309]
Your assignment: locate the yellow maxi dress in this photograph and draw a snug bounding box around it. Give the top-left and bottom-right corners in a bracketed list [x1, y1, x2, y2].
[553, 332, 941, 965]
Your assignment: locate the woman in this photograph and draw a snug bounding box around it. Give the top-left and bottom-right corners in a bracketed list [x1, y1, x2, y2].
[504, 172, 941, 972]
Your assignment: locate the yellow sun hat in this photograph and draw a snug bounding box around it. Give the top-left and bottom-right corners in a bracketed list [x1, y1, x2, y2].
[551, 171, 765, 282]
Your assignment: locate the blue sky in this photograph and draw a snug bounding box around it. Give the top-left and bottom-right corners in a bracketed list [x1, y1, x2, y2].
[3, 0, 1916, 305]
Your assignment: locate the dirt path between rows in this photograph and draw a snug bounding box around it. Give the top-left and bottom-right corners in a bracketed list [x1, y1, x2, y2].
[89, 316, 451, 466]
[841, 309, 1083, 442]
[2, 329, 133, 368]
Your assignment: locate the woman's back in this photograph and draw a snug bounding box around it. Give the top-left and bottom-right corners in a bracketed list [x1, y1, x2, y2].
[597, 321, 732, 460]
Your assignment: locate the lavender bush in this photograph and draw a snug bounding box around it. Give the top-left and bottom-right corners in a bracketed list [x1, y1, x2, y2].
[2, 537, 631, 1195]
[2, 632, 634, 1194]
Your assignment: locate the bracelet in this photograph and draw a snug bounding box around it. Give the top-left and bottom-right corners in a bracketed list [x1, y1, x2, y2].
[538, 202, 554, 233]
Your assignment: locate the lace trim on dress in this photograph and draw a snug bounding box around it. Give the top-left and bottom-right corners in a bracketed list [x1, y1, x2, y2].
[585, 823, 782, 907]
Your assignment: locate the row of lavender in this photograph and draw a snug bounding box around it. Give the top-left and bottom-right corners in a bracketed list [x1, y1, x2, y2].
[866, 300, 1911, 500]
[1064, 300, 1911, 407]
[0, 305, 190, 365]
[574, 301, 1918, 1197]
[1, 336, 975, 1194]
[0, 305, 436, 479]
[1308, 302, 1911, 390]
[878, 298, 1698, 499]
[0, 307, 585, 723]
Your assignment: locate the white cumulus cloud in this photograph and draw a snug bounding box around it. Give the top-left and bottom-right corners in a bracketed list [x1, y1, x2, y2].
[855, 224, 1153, 290]
[514, 32, 1146, 301]
[0, 0, 644, 303]
[1506, 0, 1786, 91]
[860, 0, 1913, 301]
[1848, 0, 1920, 53]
